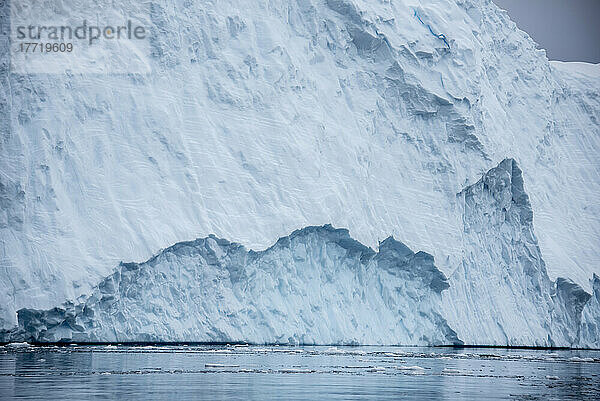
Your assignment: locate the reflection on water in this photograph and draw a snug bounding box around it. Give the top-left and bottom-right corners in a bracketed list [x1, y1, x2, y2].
[1, 344, 599, 400]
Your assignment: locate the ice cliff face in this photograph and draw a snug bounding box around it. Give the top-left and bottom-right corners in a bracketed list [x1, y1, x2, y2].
[443, 159, 591, 347]
[4, 160, 598, 347]
[5, 225, 460, 345]
[1, 0, 599, 343]
[580, 275, 600, 349]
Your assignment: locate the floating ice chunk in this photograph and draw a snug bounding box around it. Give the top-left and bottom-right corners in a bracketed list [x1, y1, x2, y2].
[5, 342, 30, 348]
[568, 357, 594, 363]
[205, 363, 240, 368]
[396, 365, 426, 371]
[279, 368, 314, 373]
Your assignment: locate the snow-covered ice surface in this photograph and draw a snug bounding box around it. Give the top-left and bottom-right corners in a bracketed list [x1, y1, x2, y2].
[1, 0, 599, 345]
[550, 61, 600, 81]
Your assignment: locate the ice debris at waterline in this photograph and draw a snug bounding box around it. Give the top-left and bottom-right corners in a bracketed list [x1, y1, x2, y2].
[3, 160, 599, 348]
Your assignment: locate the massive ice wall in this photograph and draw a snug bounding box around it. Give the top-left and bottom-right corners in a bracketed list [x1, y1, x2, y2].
[1, 0, 598, 330]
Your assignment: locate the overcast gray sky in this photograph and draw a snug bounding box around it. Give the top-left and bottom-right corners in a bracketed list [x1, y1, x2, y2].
[493, 0, 600, 63]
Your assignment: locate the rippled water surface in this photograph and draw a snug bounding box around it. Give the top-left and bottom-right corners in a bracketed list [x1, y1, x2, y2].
[1, 344, 599, 400]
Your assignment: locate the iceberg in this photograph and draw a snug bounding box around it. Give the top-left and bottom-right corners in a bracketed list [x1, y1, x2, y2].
[1, 0, 598, 345]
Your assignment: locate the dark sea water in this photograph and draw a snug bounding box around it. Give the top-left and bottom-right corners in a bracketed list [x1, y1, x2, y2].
[0, 344, 599, 400]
